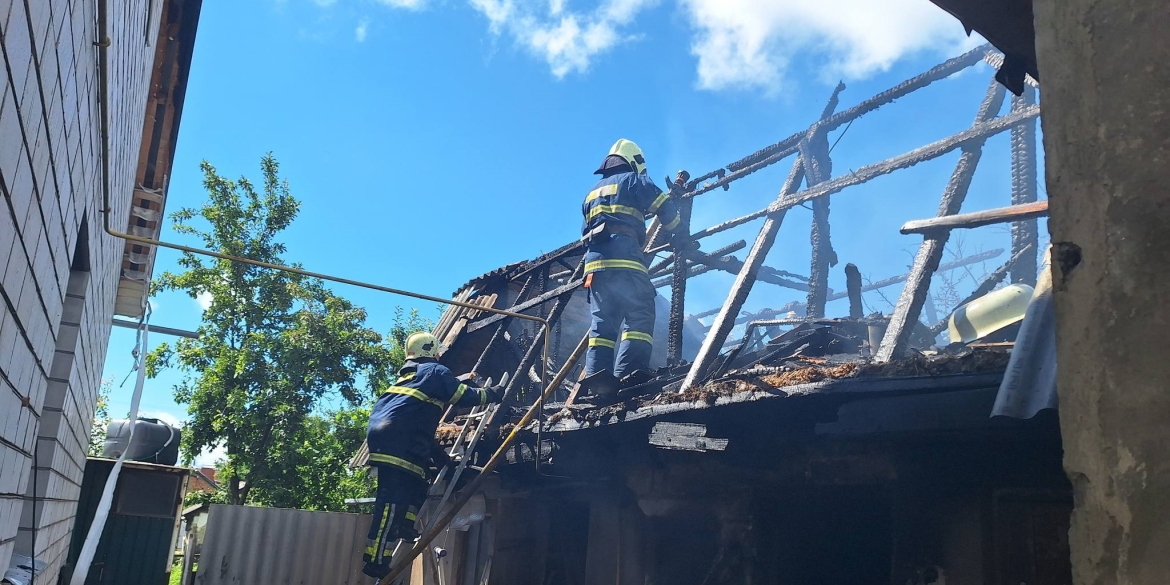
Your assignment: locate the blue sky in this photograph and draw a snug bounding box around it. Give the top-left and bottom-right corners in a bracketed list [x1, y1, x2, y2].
[100, 0, 1045, 464]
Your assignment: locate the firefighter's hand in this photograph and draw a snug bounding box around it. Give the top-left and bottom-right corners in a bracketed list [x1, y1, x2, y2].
[430, 444, 453, 469]
[483, 372, 510, 404]
[484, 385, 505, 404]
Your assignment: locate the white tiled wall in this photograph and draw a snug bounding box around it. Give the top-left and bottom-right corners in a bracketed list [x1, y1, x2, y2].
[1, 0, 163, 578]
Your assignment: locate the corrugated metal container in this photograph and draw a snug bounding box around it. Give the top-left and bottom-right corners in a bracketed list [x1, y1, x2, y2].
[195, 505, 373, 585]
[60, 458, 189, 585]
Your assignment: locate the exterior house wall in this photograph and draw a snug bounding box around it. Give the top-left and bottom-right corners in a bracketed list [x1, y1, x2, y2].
[0, 0, 164, 577]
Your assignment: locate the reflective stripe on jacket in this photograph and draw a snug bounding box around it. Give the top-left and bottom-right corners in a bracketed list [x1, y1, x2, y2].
[366, 360, 488, 478]
[581, 170, 683, 275]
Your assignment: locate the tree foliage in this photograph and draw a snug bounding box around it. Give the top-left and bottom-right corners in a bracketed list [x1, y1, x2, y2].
[178, 308, 434, 511]
[87, 379, 112, 457]
[147, 154, 397, 505]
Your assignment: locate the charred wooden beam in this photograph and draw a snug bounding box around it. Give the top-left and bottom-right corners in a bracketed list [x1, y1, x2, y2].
[751, 249, 1004, 319]
[1009, 85, 1039, 285]
[688, 104, 1037, 243]
[654, 250, 814, 292]
[508, 241, 585, 283]
[845, 263, 863, 318]
[649, 240, 747, 276]
[877, 80, 1008, 362]
[681, 88, 843, 392]
[669, 175, 695, 365]
[689, 208, 767, 241]
[653, 264, 716, 288]
[502, 262, 584, 405]
[469, 272, 539, 375]
[685, 104, 1043, 246]
[685, 147, 801, 200]
[684, 45, 990, 200]
[845, 249, 1004, 300]
[770, 104, 1039, 215]
[467, 279, 583, 333]
[899, 200, 1049, 235]
[804, 83, 844, 318]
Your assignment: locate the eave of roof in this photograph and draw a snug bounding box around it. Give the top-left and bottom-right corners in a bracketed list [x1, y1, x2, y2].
[115, 0, 203, 317]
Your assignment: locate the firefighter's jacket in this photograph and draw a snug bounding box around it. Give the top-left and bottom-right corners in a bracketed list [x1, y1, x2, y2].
[366, 359, 490, 479]
[581, 170, 683, 276]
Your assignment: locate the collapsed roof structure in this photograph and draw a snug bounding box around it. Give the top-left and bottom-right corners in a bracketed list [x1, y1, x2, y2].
[359, 46, 1068, 585]
[427, 43, 1045, 413]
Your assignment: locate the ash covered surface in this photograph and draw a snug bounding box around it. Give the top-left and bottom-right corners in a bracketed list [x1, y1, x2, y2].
[553, 349, 1011, 424]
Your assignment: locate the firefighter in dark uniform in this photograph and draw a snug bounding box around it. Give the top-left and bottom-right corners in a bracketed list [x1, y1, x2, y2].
[362, 332, 505, 580]
[579, 138, 688, 398]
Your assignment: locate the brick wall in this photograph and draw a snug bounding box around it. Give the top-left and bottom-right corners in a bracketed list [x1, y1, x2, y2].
[0, 0, 164, 578]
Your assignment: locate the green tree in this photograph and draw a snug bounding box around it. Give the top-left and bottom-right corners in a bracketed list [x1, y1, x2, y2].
[147, 154, 396, 505]
[88, 379, 112, 456]
[179, 308, 433, 511]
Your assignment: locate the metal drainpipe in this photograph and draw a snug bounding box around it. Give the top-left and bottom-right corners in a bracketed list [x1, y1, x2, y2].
[94, 0, 552, 577]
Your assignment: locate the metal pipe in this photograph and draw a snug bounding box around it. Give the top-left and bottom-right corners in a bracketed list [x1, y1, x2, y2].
[96, 14, 549, 379]
[111, 318, 198, 338]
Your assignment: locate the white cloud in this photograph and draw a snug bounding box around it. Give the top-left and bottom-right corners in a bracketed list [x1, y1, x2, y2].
[469, 0, 657, 78]
[376, 0, 427, 9]
[370, 0, 976, 89]
[679, 0, 978, 92]
[195, 291, 213, 311]
[194, 443, 228, 468]
[356, 19, 369, 42]
[139, 410, 183, 428]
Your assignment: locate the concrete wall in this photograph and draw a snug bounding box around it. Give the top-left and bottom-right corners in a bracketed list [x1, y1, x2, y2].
[0, 0, 163, 577]
[1034, 0, 1170, 583]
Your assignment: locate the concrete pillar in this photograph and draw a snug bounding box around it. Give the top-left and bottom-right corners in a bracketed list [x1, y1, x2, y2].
[1033, 0, 1170, 583]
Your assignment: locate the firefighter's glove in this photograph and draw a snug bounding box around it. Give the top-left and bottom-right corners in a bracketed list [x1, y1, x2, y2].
[430, 442, 453, 469]
[483, 372, 510, 404]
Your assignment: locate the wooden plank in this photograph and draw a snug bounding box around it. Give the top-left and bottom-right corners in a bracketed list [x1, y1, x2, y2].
[876, 80, 1008, 362]
[466, 279, 582, 333]
[899, 200, 1049, 235]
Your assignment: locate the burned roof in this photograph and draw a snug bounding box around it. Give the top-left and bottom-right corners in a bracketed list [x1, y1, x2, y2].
[420, 48, 1050, 473]
[542, 349, 1011, 433]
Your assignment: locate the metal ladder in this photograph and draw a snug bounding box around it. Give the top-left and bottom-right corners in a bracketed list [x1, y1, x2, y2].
[376, 400, 499, 585]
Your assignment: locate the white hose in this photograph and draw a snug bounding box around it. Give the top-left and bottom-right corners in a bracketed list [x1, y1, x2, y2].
[68, 305, 151, 585]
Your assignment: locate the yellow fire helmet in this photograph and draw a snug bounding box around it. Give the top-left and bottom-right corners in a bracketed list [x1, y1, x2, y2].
[405, 332, 442, 359]
[948, 283, 1035, 344]
[609, 138, 647, 175]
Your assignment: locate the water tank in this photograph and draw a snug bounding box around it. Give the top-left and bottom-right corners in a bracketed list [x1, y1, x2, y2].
[102, 418, 181, 466]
